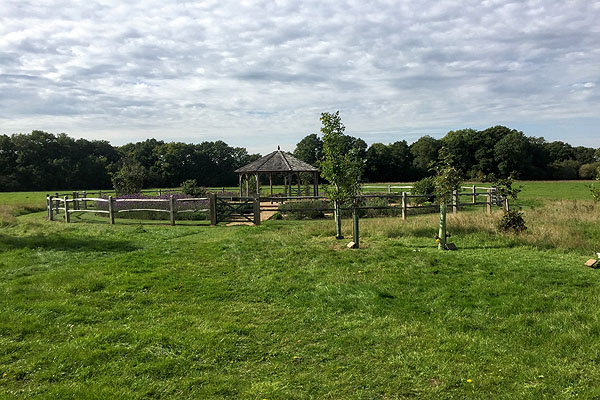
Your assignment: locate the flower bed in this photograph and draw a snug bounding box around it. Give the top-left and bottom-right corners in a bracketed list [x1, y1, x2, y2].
[94, 193, 209, 220]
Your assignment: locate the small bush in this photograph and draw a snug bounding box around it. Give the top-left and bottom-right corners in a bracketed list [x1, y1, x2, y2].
[411, 177, 435, 204]
[278, 200, 330, 220]
[111, 158, 145, 195]
[591, 184, 600, 202]
[579, 162, 600, 179]
[181, 179, 207, 197]
[497, 209, 527, 234]
[357, 196, 401, 218]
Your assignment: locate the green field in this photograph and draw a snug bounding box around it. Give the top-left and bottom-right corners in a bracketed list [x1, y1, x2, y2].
[1, 182, 600, 399]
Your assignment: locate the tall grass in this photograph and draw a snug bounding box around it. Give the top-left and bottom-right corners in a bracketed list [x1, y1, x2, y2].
[300, 200, 600, 254]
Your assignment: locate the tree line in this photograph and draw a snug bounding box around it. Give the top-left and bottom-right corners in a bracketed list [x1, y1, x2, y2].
[1, 127, 599, 191]
[294, 125, 600, 182]
[0, 131, 260, 191]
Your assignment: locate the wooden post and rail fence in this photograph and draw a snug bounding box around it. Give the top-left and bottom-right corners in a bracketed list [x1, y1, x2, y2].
[46, 185, 506, 227]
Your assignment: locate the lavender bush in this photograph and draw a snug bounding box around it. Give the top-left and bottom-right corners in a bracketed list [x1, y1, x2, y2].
[94, 192, 210, 220]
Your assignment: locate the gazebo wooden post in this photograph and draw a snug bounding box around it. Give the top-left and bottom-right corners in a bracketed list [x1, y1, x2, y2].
[255, 173, 260, 197]
[238, 174, 243, 197]
[269, 173, 273, 204]
[297, 173, 301, 197]
[245, 174, 249, 197]
[284, 175, 288, 198]
[313, 171, 319, 197]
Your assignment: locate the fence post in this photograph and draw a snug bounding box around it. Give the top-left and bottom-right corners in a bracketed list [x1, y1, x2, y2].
[388, 185, 391, 193]
[487, 189, 492, 214]
[452, 190, 458, 214]
[98, 190, 102, 198]
[253, 195, 261, 225]
[55, 193, 60, 214]
[169, 195, 175, 226]
[401, 191, 407, 221]
[46, 195, 50, 219]
[504, 198, 510, 212]
[472, 185, 476, 204]
[64, 196, 70, 223]
[209, 193, 217, 226]
[158, 189, 162, 196]
[352, 207, 359, 248]
[72, 191, 78, 210]
[48, 195, 54, 221]
[108, 196, 115, 224]
[82, 191, 87, 210]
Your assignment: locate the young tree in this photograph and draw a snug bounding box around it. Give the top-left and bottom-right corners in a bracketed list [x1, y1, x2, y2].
[590, 167, 600, 202]
[111, 158, 145, 195]
[430, 147, 462, 250]
[318, 111, 362, 239]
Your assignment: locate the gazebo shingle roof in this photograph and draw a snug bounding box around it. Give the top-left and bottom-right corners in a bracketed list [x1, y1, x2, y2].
[234, 150, 318, 173]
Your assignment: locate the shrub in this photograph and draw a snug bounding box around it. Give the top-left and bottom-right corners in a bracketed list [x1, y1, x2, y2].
[355, 196, 401, 218]
[591, 183, 600, 202]
[111, 158, 145, 195]
[579, 162, 600, 179]
[181, 179, 206, 197]
[278, 200, 330, 220]
[497, 209, 527, 234]
[411, 177, 435, 204]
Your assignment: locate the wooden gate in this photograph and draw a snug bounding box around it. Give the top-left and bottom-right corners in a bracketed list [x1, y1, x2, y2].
[209, 194, 260, 225]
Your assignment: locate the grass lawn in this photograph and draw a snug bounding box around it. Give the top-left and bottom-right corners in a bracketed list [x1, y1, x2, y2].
[1, 183, 600, 398]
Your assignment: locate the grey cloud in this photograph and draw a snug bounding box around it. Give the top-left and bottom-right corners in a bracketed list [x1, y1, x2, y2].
[1, 0, 599, 151]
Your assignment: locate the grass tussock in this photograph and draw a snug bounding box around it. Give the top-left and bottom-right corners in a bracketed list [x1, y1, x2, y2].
[0, 205, 18, 226]
[522, 200, 600, 253]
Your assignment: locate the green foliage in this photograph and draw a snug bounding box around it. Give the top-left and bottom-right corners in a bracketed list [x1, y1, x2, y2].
[429, 147, 463, 204]
[579, 162, 600, 179]
[497, 209, 528, 233]
[588, 184, 600, 202]
[181, 179, 206, 197]
[551, 159, 580, 180]
[359, 196, 401, 218]
[293, 134, 323, 165]
[111, 158, 145, 195]
[590, 168, 600, 202]
[411, 176, 436, 204]
[410, 135, 441, 178]
[488, 173, 521, 200]
[318, 111, 362, 204]
[278, 199, 329, 219]
[365, 140, 413, 182]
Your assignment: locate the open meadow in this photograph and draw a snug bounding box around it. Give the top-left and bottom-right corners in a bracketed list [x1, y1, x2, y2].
[1, 181, 600, 399]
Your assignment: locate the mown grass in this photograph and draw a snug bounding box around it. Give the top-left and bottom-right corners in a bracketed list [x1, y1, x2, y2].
[1, 183, 600, 398]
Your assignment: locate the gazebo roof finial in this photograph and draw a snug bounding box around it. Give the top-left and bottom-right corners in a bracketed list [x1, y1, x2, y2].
[278, 145, 280, 150]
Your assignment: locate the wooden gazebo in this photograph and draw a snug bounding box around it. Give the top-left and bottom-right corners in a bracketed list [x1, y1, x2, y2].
[234, 147, 319, 198]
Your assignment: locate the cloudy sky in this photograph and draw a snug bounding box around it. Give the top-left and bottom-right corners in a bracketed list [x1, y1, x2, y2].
[1, 0, 599, 154]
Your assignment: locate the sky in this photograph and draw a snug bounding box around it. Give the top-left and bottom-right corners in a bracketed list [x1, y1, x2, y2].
[1, 0, 599, 155]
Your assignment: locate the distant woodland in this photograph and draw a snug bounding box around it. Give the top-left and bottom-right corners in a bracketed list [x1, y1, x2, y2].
[1, 126, 599, 191]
